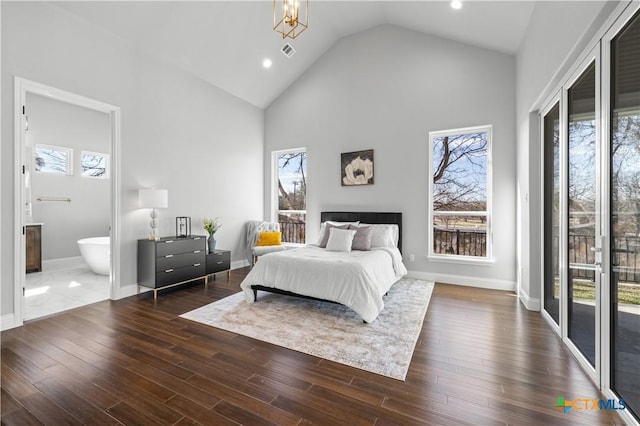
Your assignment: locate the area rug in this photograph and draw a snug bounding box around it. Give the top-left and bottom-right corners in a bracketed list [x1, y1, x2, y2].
[180, 278, 434, 380]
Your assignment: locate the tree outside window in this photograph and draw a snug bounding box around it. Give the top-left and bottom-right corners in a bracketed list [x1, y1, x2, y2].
[34, 144, 72, 175]
[81, 151, 110, 178]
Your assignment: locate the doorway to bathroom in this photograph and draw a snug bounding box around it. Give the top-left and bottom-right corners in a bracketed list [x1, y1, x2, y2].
[14, 78, 121, 323]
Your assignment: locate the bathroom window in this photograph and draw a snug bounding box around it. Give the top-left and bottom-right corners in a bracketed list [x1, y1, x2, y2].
[34, 144, 72, 175]
[81, 151, 110, 178]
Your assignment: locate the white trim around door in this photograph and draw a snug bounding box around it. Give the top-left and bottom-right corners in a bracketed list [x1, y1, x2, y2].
[11, 77, 121, 329]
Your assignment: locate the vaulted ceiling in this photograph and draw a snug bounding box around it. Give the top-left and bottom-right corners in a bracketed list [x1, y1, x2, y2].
[53, 1, 536, 109]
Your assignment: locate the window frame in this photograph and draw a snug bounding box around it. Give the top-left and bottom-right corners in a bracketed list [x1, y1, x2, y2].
[428, 124, 494, 264]
[80, 150, 110, 179]
[33, 144, 73, 176]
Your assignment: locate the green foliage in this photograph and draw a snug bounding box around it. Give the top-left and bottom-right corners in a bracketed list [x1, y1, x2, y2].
[572, 280, 640, 305]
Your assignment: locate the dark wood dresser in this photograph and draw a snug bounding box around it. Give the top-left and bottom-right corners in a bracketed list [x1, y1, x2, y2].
[137, 235, 206, 298]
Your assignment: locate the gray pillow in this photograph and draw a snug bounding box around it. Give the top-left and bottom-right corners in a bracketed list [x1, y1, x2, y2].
[319, 224, 349, 248]
[349, 224, 372, 251]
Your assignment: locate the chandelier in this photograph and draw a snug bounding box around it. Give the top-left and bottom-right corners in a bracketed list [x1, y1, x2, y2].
[273, 0, 308, 40]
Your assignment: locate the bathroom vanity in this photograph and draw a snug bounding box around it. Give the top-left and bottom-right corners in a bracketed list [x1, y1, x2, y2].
[26, 224, 43, 273]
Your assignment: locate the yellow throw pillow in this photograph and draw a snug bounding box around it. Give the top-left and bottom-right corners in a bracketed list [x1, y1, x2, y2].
[256, 231, 282, 246]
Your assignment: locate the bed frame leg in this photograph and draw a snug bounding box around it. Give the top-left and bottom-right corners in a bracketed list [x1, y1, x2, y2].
[253, 288, 258, 300]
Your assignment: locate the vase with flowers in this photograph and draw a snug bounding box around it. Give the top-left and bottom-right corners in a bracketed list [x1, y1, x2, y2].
[203, 217, 221, 253]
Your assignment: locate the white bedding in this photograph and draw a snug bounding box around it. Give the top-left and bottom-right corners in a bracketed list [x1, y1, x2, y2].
[240, 245, 407, 323]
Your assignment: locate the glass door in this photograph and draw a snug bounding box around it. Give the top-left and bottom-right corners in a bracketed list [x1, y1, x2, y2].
[540, 6, 640, 422]
[566, 59, 600, 371]
[609, 8, 640, 419]
[543, 101, 561, 327]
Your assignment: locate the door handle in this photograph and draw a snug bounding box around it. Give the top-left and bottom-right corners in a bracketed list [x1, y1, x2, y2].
[590, 246, 602, 267]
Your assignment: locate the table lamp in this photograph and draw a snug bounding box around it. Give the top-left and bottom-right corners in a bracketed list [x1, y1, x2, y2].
[138, 189, 168, 240]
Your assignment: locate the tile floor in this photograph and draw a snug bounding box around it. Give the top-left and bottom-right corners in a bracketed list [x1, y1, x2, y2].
[24, 257, 110, 321]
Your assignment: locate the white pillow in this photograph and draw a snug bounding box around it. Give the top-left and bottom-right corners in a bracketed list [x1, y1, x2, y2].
[317, 220, 359, 245]
[367, 224, 399, 248]
[325, 228, 357, 252]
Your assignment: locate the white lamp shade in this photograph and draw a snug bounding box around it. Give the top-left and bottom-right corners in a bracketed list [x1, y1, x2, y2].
[138, 189, 168, 208]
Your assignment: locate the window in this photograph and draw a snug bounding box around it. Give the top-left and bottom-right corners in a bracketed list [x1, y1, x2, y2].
[34, 144, 72, 175]
[274, 149, 307, 243]
[81, 151, 110, 178]
[428, 125, 492, 260]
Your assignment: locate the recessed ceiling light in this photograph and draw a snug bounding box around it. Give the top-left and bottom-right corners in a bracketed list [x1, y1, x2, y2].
[263, 58, 273, 69]
[451, 0, 462, 10]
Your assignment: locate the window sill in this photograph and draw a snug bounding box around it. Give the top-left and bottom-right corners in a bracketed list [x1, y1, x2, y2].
[427, 254, 495, 266]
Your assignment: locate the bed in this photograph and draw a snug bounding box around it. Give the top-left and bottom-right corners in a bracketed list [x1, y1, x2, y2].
[239, 212, 407, 323]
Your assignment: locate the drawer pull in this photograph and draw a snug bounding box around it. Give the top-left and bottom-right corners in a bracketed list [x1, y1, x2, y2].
[194, 237, 201, 240]
[193, 263, 201, 267]
[217, 261, 223, 265]
[164, 269, 174, 273]
[164, 254, 174, 258]
[193, 250, 201, 254]
[165, 240, 174, 244]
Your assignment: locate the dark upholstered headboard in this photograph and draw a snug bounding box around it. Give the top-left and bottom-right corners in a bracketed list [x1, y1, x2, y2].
[320, 211, 402, 253]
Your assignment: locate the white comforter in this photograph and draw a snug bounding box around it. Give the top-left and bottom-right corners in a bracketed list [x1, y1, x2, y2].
[240, 245, 407, 323]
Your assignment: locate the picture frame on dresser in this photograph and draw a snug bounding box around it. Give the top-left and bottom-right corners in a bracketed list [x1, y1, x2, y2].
[175, 216, 191, 238]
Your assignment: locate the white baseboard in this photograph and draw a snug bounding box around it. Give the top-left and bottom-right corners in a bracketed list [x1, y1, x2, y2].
[518, 287, 541, 311]
[231, 259, 249, 270]
[42, 256, 84, 271]
[1, 314, 17, 331]
[118, 284, 152, 299]
[406, 270, 516, 292]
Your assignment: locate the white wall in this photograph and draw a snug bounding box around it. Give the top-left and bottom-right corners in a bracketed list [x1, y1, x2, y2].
[515, 0, 619, 309]
[265, 25, 517, 290]
[27, 93, 111, 260]
[1, 2, 264, 322]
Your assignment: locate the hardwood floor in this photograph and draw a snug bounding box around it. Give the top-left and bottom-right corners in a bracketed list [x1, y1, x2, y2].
[1, 268, 627, 425]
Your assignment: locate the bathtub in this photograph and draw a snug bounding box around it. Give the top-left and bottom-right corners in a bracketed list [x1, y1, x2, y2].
[77, 237, 110, 276]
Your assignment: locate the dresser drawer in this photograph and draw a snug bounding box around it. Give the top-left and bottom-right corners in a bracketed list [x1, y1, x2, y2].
[155, 263, 206, 288]
[156, 237, 205, 257]
[156, 250, 205, 271]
